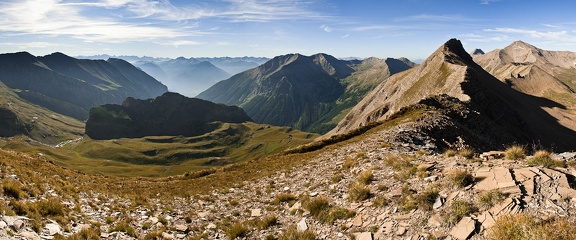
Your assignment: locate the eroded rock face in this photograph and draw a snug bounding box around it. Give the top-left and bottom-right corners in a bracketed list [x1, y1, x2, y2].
[85, 92, 252, 139]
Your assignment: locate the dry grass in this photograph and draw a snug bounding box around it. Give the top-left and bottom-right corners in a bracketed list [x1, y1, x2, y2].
[448, 170, 474, 188]
[458, 148, 475, 159]
[348, 182, 371, 202]
[488, 214, 576, 240]
[478, 190, 506, 210]
[357, 169, 373, 185]
[444, 200, 477, 226]
[505, 145, 526, 160]
[279, 225, 316, 240]
[527, 150, 565, 168]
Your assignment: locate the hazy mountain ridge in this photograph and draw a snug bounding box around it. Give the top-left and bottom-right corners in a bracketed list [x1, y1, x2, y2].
[0, 52, 167, 120]
[197, 53, 414, 133]
[79, 55, 270, 97]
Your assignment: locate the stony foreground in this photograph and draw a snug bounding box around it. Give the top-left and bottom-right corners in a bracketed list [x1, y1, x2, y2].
[1, 122, 576, 239]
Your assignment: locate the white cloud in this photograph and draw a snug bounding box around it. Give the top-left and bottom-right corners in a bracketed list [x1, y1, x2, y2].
[484, 28, 570, 40]
[395, 14, 469, 22]
[320, 24, 332, 32]
[459, 33, 510, 42]
[480, 0, 500, 5]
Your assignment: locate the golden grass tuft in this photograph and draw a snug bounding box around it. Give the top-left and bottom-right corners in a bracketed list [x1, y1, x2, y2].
[488, 214, 576, 240]
[448, 170, 474, 188]
[505, 145, 526, 160]
[527, 150, 565, 168]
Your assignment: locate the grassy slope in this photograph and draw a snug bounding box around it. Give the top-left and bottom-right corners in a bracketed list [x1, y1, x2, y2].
[0, 122, 318, 178]
[0, 82, 84, 144]
[0, 104, 425, 199]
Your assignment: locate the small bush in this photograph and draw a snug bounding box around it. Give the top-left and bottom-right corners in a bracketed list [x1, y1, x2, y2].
[527, 150, 565, 168]
[331, 174, 344, 183]
[274, 193, 296, 205]
[109, 221, 137, 237]
[304, 197, 330, 219]
[61, 227, 100, 240]
[488, 214, 576, 240]
[183, 169, 216, 179]
[357, 169, 373, 185]
[373, 196, 389, 207]
[142, 231, 163, 240]
[445, 200, 477, 226]
[478, 190, 506, 210]
[449, 170, 474, 187]
[444, 149, 457, 157]
[458, 148, 475, 159]
[253, 215, 278, 230]
[36, 198, 65, 217]
[105, 217, 114, 224]
[279, 225, 316, 240]
[343, 157, 356, 170]
[226, 222, 249, 239]
[348, 183, 371, 202]
[326, 207, 356, 224]
[505, 145, 526, 160]
[3, 179, 24, 199]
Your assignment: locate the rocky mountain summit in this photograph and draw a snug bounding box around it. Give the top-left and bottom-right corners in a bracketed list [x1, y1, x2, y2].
[85, 92, 252, 140]
[330, 39, 576, 151]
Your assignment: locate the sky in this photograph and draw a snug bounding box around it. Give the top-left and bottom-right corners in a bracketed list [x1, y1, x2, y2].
[1, 0, 576, 60]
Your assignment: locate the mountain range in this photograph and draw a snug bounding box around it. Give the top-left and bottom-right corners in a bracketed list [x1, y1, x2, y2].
[79, 55, 269, 97]
[0, 52, 167, 120]
[197, 53, 414, 133]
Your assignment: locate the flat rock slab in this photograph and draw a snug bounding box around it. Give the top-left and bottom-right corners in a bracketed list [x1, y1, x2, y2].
[449, 217, 476, 240]
[475, 167, 520, 194]
[354, 232, 373, 240]
[297, 218, 308, 232]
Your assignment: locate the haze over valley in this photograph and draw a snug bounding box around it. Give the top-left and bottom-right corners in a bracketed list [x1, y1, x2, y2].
[2, 1, 576, 239]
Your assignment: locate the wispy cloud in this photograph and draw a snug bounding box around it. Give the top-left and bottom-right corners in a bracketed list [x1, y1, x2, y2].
[320, 24, 333, 32]
[480, 0, 500, 5]
[459, 33, 510, 42]
[0, 0, 330, 44]
[484, 27, 571, 40]
[395, 14, 470, 22]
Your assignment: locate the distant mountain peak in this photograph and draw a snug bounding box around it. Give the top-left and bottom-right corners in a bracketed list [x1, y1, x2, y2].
[471, 49, 485, 56]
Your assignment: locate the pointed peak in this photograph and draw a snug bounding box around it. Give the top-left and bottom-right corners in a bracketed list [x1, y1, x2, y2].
[433, 38, 474, 65]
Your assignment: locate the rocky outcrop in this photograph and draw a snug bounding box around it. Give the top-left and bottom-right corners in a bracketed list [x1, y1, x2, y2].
[85, 92, 252, 140]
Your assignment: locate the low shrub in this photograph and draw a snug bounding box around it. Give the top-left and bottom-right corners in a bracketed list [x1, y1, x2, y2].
[505, 145, 526, 160]
[458, 148, 475, 159]
[527, 150, 565, 168]
[348, 182, 371, 202]
[279, 225, 316, 240]
[274, 193, 296, 205]
[445, 200, 477, 226]
[488, 214, 576, 240]
[449, 170, 474, 187]
[226, 222, 249, 239]
[357, 169, 373, 185]
[478, 190, 506, 210]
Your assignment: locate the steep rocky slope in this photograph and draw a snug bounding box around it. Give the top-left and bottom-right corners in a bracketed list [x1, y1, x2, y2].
[0, 52, 167, 119]
[331, 39, 576, 151]
[85, 92, 252, 140]
[474, 41, 576, 107]
[197, 54, 413, 133]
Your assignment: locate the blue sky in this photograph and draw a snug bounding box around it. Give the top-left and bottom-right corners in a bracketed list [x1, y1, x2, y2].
[1, 0, 576, 60]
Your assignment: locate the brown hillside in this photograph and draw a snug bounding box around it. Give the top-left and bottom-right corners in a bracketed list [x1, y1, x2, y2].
[330, 39, 576, 151]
